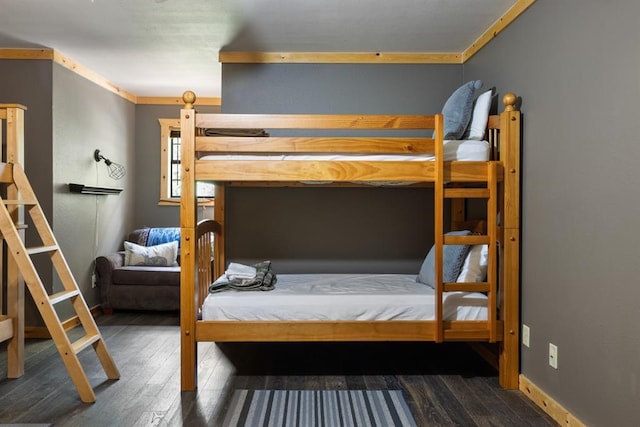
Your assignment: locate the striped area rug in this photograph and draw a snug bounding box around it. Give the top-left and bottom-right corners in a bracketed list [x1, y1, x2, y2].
[223, 389, 417, 427]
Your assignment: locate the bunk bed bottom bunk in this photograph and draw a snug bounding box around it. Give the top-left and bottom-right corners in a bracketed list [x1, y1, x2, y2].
[193, 240, 502, 343]
[197, 273, 500, 343]
[202, 273, 488, 322]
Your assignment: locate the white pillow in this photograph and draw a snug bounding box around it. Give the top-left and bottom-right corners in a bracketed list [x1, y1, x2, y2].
[124, 241, 179, 267]
[456, 244, 488, 282]
[463, 89, 493, 140]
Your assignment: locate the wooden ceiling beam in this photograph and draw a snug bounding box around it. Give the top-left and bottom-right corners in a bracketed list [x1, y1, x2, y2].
[219, 52, 462, 64]
[462, 0, 537, 62]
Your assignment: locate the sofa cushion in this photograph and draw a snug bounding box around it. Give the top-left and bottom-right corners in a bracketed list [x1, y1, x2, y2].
[111, 266, 180, 287]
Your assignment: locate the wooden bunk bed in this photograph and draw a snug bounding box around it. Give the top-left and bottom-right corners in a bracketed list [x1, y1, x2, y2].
[178, 90, 521, 391]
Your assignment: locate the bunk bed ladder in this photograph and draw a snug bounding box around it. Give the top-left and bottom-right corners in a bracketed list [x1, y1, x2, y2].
[443, 162, 500, 343]
[0, 162, 120, 403]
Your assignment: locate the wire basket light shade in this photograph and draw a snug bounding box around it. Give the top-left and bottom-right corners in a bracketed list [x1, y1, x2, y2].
[94, 149, 126, 180]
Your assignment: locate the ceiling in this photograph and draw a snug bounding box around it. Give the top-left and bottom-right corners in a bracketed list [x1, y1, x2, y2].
[0, 0, 521, 99]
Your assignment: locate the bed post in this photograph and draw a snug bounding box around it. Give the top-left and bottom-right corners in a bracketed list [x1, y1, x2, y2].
[499, 93, 521, 389]
[1, 104, 26, 378]
[434, 113, 445, 343]
[180, 91, 198, 391]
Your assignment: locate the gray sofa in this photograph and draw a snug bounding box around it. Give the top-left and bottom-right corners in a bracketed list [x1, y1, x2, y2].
[95, 227, 181, 313]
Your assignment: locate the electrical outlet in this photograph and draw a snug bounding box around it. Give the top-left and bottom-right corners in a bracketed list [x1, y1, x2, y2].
[91, 273, 97, 288]
[549, 343, 558, 369]
[522, 324, 530, 347]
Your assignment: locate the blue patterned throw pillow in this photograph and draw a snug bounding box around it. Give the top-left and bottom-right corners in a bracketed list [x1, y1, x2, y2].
[147, 227, 181, 247]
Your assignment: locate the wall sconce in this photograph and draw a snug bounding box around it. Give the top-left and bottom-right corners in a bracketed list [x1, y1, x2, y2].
[94, 149, 126, 180]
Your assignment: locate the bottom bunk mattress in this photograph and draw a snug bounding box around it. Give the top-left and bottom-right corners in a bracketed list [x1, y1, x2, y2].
[201, 274, 487, 322]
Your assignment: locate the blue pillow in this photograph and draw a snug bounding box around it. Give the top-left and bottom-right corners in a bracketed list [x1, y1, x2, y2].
[416, 230, 472, 288]
[440, 80, 483, 139]
[147, 227, 181, 247]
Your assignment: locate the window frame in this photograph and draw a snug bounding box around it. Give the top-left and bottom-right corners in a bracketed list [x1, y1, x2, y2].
[158, 118, 214, 207]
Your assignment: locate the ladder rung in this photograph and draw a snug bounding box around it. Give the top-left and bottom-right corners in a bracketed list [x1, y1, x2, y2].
[49, 289, 80, 305]
[444, 188, 490, 199]
[444, 282, 490, 292]
[444, 235, 488, 245]
[2, 199, 38, 206]
[26, 245, 59, 255]
[71, 334, 101, 354]
[0, 222, 28, 229]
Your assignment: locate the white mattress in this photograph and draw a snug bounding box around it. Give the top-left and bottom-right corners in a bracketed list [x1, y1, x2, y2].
[202, 273, 487, 322]
[200, 139, 489, 162]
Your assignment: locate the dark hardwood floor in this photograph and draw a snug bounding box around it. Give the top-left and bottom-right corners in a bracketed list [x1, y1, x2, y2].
[0, 311, 556, 426]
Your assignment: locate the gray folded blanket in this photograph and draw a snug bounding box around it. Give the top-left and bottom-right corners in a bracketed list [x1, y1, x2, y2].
[208, 260, 277, 293]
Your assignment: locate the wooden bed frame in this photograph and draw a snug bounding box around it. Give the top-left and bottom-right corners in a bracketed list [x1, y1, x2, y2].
[178, 91, 521, 391]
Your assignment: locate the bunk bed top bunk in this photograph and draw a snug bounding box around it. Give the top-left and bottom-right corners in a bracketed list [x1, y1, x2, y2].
[178, 89, 521, 391]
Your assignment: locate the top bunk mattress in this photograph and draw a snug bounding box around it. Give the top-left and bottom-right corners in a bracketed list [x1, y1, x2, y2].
[202, 273, 487, 322]
[199, 139, 489, 162]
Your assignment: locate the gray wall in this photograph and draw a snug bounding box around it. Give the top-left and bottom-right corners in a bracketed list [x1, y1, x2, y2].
[226, 187, 435, 273]
[0, 59, 133, 323]
[52, 63, 136, 317]
[134, 104, 219, 229]
[221, 64, 461, 272]
[0, 59, 54, 325]
[222, 64, 461, 114]
[465, 1, 640, 425]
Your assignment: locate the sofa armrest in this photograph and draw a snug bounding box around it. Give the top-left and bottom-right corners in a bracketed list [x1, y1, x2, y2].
[95, 252, 125, 310]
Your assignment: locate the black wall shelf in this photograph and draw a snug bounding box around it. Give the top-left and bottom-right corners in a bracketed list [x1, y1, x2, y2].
[68, 183, 123, 195]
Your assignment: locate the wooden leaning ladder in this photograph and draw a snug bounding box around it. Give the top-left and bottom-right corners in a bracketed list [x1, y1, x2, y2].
[0, 161, 119, 403]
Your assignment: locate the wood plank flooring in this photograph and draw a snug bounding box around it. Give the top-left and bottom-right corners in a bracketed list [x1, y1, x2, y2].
[0, 311, 557, 426]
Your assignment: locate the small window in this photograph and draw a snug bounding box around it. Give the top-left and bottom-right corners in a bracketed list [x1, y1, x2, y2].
[159, 119, 215, 206]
